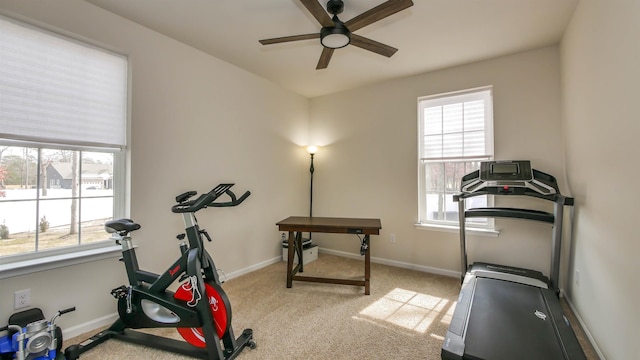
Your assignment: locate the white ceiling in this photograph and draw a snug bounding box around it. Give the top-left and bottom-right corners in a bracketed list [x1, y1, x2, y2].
[85, 0, 578, 98]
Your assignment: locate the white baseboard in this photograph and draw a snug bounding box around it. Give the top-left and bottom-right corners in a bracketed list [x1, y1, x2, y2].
[224, 256, 282, 280]
[563, 294, 606, 360]
[318, 247, 461, 278]
[63, 312, 118, 339]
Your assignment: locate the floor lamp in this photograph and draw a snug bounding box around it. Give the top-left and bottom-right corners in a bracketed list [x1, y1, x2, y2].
[306, 146, 318, 243]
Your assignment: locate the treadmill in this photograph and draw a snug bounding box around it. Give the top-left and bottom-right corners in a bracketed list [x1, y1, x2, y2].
[441, 160, 586, 360]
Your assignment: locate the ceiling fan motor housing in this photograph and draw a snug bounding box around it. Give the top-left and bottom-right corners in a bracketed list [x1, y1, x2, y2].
[326, 0, 345, 15]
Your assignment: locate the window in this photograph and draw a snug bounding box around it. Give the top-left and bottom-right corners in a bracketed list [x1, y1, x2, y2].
[417, 87, 494, 228]
[0, 15, 128, 264]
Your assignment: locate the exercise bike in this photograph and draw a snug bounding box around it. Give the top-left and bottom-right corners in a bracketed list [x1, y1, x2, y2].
[1, 307, 75, 360]
[64, 184, 255, 360]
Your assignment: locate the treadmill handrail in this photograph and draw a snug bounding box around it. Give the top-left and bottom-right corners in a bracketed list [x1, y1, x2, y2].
[454, 189, 573, 205]
[465, 207, 554, 224]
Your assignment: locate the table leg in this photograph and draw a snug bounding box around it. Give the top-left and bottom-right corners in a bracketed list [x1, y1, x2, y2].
[365, 235, 371, 295]
[296, 231, 304, 273]
[286, 231, 294, 288]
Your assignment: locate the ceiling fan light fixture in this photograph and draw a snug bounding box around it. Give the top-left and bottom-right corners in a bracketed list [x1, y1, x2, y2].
[259, 0, 414, 69]
[320, 21, 351, 49]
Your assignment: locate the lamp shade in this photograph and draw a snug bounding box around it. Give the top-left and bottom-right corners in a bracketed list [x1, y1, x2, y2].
[306, 145, 318, 155]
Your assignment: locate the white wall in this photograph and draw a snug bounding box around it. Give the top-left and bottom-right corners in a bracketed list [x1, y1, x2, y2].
[309, 46, 568, 279]
[561, 1, 640, 359]
[0, 0, 309, 335]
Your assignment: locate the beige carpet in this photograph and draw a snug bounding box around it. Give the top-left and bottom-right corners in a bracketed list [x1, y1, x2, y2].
[64, 253, 598, 359]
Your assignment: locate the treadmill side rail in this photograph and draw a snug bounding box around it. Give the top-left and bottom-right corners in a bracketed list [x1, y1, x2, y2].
[542, 289, 589, 360]
[441, 274, 476, 360]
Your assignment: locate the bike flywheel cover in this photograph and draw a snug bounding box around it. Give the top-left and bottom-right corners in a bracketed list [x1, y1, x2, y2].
[174, 282, 228, 348]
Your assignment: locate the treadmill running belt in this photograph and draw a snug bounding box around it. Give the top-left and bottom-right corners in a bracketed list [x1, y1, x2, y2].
[465, 278, 565, 360]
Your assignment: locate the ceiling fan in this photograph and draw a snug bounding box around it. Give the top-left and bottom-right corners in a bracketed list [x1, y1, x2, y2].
[259, 0, 414, 69]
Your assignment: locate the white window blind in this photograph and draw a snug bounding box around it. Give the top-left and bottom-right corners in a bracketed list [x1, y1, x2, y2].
[420, 89, 493, 161]
[0, 15, 127, 148]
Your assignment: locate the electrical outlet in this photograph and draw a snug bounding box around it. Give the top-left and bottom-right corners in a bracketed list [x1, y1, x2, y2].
[390, 233, 396, 243]
[14, 289, 30, 309]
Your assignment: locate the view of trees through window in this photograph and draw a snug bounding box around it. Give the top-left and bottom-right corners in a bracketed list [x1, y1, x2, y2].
[0, 145, 114, 257]
[424, 160, 485, 222]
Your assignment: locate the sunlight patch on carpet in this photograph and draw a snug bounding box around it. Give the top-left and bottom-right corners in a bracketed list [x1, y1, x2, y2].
[358, 288, 449, 333]
[441, 300, 457, 325]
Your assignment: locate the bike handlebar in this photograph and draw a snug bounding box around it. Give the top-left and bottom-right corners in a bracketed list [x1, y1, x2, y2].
[58, 307, 76, 315]
[210, 189, 251, 207]
[171, 184, 251, 213]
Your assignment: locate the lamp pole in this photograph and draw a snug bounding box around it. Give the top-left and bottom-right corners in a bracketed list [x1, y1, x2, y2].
[309, 152, 314, 219]
[307, 146, 318, 242]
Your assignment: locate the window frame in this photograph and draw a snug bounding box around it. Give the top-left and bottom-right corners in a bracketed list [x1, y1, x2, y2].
[0, 15, 129, 277]
[417, 86, 495, 230]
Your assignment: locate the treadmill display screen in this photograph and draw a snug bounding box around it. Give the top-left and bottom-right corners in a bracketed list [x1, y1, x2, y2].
[479, 160, 533, 181]
[491, 163, 519, 175]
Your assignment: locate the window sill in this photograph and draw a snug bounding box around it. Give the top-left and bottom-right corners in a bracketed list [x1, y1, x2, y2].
[0, 245, 122, 279]
[415, 223, 500, 237]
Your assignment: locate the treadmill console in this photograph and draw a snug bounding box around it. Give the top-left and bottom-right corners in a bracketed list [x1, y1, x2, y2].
[461, 160, 557, 196]
[480, 160, 532, 182]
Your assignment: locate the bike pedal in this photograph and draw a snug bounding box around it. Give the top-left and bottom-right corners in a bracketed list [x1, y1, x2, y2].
[110, 285, 129, 299]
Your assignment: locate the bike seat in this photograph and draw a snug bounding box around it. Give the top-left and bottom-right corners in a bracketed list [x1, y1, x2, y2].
[105, 218, 141, 233]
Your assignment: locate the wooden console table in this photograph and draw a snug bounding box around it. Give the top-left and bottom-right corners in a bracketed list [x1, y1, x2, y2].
[276, 216, 382, 295]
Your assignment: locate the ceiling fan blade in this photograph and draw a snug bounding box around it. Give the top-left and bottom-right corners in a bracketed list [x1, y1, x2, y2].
[316, 47, 334, 69]
[345, 0, 414, 32]
[350, 34, 398, 57]
[300, 0, 334, 27]
[259, 33, 320, 45]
